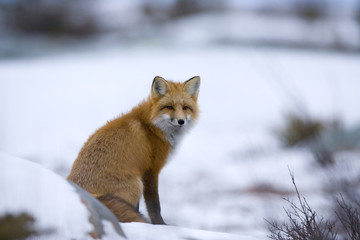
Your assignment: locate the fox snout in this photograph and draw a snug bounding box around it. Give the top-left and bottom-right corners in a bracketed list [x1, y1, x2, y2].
[170, 118, 186, 127]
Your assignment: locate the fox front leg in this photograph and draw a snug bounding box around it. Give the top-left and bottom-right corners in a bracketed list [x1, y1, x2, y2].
[143, 169, 166, 224]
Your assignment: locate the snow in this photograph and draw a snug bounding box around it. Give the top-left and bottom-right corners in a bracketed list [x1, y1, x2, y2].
[0, 152, 99, 239]
[121, 222, 261, 240]
[1, 11, 360, 239]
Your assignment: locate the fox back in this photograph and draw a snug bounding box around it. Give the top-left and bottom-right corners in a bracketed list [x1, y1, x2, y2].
[67, 76, 200, 224]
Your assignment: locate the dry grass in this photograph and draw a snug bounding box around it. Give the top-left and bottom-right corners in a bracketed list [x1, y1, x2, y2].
[276, 113, 324, 147]
[0, 213, 37, 240]
[267, 171, 337, 240]
[267, 170, 360, 240]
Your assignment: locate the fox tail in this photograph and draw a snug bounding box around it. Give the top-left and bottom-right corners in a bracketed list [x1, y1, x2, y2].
[97, 194, 147, 223]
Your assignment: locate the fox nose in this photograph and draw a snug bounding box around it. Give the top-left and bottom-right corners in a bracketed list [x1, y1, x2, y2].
[178, 119, 185, 125]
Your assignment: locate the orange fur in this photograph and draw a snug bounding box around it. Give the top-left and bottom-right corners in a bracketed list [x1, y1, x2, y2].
[67, 76, 200, 224]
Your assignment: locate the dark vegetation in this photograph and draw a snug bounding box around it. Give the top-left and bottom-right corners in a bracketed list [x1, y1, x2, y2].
[275, 112, 342, 167]
[0, 213, 38, 240]
[3, 0, 98, 37]
[142, 0, 224, 23]
[267, 171, 360, 240]
[336, 196, 360, 239]
[275, 113, 324, 148]
[293, 0, 327, 22]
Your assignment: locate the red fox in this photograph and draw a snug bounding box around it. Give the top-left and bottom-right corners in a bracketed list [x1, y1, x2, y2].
[67, 76, 200, 224]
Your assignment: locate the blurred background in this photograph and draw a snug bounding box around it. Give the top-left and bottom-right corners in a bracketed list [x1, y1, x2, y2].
[0, 0, 360, 57]
[1, 0, 360, 239]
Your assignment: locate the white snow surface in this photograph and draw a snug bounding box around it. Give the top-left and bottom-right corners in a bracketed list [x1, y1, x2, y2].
[0, 152, 94, 239]
[1, 44, 360, 239]
[121, 222, 261, 240]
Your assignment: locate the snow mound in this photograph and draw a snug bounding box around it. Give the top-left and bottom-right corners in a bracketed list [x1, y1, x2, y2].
[0, 152, 125, 239]
[122, 222, 261, 240]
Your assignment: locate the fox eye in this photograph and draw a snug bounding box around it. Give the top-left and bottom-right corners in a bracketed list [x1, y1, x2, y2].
[183, 106, 189, 110]
[166, 106, 174, 110]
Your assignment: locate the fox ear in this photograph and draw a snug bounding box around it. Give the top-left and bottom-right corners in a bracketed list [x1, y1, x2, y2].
[184, 76, 200, 99]
[152, 76, 169, 97]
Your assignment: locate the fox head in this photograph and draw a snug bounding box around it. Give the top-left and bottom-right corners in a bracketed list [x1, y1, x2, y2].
[150, 76, 200, 145]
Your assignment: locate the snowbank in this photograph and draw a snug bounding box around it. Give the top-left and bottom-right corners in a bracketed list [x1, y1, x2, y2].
[0, 152, 125, 239]
[122, 222, 261, 240]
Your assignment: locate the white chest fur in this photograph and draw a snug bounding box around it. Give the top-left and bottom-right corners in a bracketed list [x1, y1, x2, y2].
[152, 114, 191, 146]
